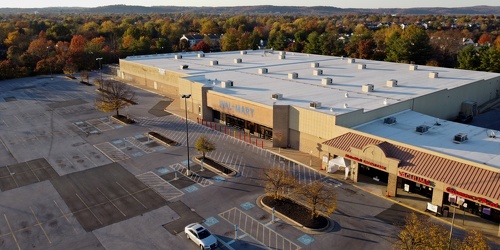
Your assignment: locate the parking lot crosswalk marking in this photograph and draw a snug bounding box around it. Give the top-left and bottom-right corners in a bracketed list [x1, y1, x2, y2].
[135, 172, 184, 201]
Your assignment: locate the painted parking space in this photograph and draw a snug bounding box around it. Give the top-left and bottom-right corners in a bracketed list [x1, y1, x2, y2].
[219, 207, 301, 250]
[135, 171, 184, 201]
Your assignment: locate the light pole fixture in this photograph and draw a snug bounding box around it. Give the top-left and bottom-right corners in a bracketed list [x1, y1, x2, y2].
[96, 57, 103, 84]
[181, 94, 192, 175]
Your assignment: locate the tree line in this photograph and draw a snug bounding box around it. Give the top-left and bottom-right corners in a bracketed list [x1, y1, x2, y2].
[1, 12, 500, 80]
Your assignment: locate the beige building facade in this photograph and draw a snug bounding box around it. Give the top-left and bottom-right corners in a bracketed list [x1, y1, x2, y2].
[118, 51, 500, 223]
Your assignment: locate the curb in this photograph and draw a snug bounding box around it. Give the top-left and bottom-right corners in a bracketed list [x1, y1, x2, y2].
[256, 194, 334, 235]
[192, 156, 238, 178]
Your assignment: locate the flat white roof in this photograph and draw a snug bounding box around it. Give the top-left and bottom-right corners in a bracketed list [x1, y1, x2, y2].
[353, 110, 500, 169]
[124, 50, 499, 116]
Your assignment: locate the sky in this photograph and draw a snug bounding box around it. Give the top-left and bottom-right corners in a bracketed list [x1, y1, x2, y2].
[1, 0, 499, 9]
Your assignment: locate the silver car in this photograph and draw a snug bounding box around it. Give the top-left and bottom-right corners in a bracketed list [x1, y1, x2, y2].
[184, 223, 218, 250]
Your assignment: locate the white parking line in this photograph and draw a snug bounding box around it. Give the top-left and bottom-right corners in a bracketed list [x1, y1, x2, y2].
[30, 206, 52, 243]
[4, 214, 21, 250]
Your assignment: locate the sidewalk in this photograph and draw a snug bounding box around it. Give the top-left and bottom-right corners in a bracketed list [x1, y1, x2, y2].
[160, 93, 499, 244]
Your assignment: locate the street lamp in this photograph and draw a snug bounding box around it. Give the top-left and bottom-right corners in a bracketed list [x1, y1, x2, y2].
[96, 57, 103, 84]
[47, 46, 53, 80]
[181, 94, 192, 176]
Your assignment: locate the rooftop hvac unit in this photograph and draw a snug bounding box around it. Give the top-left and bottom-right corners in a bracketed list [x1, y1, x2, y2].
[210, 60, 218, 66]
[384, 117, 397, 125]
[321, 78, 332, 85]
[429, 72, 439, 78]
[309, 102, 321, 109]
[240, 51, 247, 55]
[453, 133, 468, 143]
[288, 72, 298, 79]
[175, 55, 182, 59]
[387, 79, 398, 87]
[234, 58, 242, 63]
[311, 62, 319, 68]
[362, 84, 374, 92]
[179, 64, 188, 70]
[197, 53, 205, 58]
[279, 55, 286, 59]
[221, 80, 233, 88]
[347, 58, 355, 64]
[313, 69, 323, 76]
[358, 64, 366, 69]
[279, 51, 286, 56]
[258, 68, 268, 74]
[409, 64, 418, 71]
[416, 125, 430, 133]
[272, 93, 283, 100]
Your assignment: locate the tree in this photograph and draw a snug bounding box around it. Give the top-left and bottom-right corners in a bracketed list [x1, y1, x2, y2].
[263, 167, 297, 200]
[458, 45, 480, 70]
[195, 136, 216, 159]
[80, 70, 89, 82]
[297, 180, 336, 218]
[95, 80, 136, 117]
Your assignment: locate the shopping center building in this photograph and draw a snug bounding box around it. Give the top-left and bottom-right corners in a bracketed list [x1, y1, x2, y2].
[118, 50, 500, 223]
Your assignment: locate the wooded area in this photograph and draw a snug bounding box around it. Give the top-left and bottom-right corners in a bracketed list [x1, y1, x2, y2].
[1, 12, 500, 80]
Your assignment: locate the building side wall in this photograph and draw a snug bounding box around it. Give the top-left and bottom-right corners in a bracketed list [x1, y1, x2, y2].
[335, 101, 412, 128]
[272, 105, 290, 148]
[412, 78, 500, 120]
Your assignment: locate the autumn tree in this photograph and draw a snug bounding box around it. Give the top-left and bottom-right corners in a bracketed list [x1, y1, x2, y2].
[395, 213, 450, 250]
[297, 180, 336, 219]
[263, 167, 297, 200]
[195, 136, 216, 159]
[95, 80, 136, 117]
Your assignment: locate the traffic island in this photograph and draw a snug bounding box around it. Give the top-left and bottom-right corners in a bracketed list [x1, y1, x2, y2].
[147, 131, 178, 146]
[193, 156, 237, 177]
[259, 195, 331, 232]
[110, 114, 135, 125]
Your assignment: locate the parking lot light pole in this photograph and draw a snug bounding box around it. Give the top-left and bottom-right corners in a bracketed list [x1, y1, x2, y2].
[182, 94, 192, 176]
[47, 46, 53, 80]
[96, 57, 103, 84]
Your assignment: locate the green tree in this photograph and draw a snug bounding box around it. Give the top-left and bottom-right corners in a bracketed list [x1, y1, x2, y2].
[304, 31, 321, 54]
[385, 25, 431, 64]
[458, 45, 480, 70]
[195, 136, 216, 159]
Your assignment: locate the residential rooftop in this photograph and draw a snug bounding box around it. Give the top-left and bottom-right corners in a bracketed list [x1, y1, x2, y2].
[125, 50, 499, 115]
[353, 109, 500, 169]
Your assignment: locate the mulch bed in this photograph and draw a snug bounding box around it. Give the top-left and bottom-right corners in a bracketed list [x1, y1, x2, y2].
[196, 156, 236, 175]
[112, 114, 135, 124]
[147, 132, 177, 146]
[262, 196, 328, 229]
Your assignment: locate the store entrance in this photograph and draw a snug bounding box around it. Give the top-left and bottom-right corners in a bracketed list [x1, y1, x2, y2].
[357, 163, 388, 183]
[397, 179, 433, 199]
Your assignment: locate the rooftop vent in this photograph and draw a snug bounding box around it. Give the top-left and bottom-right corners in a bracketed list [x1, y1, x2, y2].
[321, 78, 332, 85]
[240, 51, 247, 55]
[288, 72, 298, 79]
[453, 133, 468, 143]
[197, 53, 205, 58]
[175, 54, 182, 59]
[210, 60, 218, 66]
[429, 72, 439, 78]
[311, 62, 319, 68]
[179, 65, 188, 70]
[234, 58, 242, 63]
[279, 51, 286, 56]
[384, 117, 397, 125]
[343, 103, 348, 108]
[221, 80, 233, 88]
[279, 55, 286, 60]
[258, 68, 268, 74]
[358, 64, 366, 70]
[387, 79, 398, 87]
[309, 102, 321, 109]
[313, 69, 323, 76]
[383, 98, 388, 105]
[416, 125, 430, 133]
[409, 64, 418, 71]
[362, 84, 374, 92]
[347, 58, 355, 64]
[272, 93, 283, 100]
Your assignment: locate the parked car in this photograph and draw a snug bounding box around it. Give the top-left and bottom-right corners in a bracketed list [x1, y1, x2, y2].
[184, 223, 218, 250]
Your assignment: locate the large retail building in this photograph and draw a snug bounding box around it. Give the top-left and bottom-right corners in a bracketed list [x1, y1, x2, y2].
[118, 50, 500, 223]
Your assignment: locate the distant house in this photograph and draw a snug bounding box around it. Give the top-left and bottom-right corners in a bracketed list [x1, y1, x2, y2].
[180, 34, 221, 51]
[462, 38, 475, 46]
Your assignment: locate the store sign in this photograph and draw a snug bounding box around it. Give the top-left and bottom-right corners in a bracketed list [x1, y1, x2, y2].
[219, 100, 255, 117]
[345, 154, 386, 170]
[398, 171, 431, 186]
[446, 187, 499, 208]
